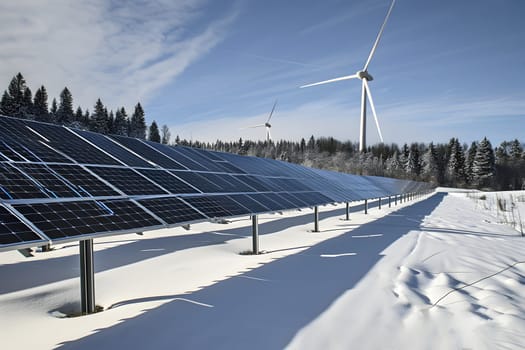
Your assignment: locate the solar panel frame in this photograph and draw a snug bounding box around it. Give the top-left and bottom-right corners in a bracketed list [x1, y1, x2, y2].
[47, 164, 121, 197]
[0, 204, 47, 251]
[73, 129, 155, 168]
[138, 196, 207, 225]
[110, 135, 186, 169]
[87, 166, 168, 196]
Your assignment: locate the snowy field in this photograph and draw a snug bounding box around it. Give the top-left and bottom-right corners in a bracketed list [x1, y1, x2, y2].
[1, 189, 525, 349]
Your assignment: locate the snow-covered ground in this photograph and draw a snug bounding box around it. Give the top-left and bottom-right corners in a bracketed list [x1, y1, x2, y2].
[1, 189, 524, 349]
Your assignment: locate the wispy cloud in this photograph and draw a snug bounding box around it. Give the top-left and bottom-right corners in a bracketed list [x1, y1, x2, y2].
[0, 0, 237, 110]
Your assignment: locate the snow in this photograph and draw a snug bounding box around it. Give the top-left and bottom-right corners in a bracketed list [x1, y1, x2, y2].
[1, 189, 524, 349]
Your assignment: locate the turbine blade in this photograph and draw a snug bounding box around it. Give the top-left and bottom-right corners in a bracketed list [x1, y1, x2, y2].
[363, 0, 396, 71]
[242, 124, 265, 129]
[363, 79, 384, 142]
[267, 99, 278, 123]
[300, 74, 359, 88]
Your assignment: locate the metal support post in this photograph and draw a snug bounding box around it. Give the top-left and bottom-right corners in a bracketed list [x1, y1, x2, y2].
[80, 239, 95, 315]
[251, 215, 259, 255]
[388, 196, 391, 208]
[395, 195, 397, 205]
[378, 197, 382, 210]
[314, 206, 320, 232]
[345, 202, 350, 220]
[364, 199, 368, 214]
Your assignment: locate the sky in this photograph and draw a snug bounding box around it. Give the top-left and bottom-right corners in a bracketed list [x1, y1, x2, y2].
[1, 0, 524, 146]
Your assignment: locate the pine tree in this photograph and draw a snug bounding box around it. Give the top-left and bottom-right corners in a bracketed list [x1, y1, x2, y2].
[107, 110, 115, 134]
[90, 99, 109, 134]
[49, 98, 58, 122]
[148, 121, 161, 143]
[161, 124, 171, 144]
[69, 106, 84, 129]
[57, 87, 74, 125]
[129, 102, 146, 139]
[22, 87, 34, 119]
[421, 142, 438, 183]
[446, 138, 466, 186]
[472, 137, 495, 188]
[1, 73, 30, 118]
[33, 86, 50, 122]
[509, 139, 523, 160]
[113, 107, 129, 136]
[465, 141, 478, 185]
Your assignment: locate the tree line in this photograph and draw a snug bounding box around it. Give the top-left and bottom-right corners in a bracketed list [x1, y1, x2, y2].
[179, 136, 525, 191]
[0, 73, 171, 143]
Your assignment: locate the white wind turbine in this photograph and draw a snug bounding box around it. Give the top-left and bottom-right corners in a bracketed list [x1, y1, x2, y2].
[300, 0, 395, 152]
[245, 100, 278, 142]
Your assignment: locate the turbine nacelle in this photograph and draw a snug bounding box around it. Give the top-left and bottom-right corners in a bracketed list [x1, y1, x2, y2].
[357, 70, 373, 81]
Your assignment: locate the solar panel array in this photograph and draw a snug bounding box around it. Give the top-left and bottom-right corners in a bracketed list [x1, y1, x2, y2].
[0, 115, 432, 251]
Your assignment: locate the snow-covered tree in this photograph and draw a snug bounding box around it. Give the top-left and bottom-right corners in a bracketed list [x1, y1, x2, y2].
[161, 124, 171, 144]
[472, 137, 495, 188]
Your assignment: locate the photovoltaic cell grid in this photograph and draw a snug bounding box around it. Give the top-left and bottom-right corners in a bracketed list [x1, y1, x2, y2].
[0, 114, 433, 251]
[0, 205, 45, 246]
[12, 200, 162, 240]
[138, 197, 205, 224]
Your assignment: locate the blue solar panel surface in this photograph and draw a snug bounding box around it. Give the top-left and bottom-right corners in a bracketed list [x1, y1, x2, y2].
[0, 114, 433, 251]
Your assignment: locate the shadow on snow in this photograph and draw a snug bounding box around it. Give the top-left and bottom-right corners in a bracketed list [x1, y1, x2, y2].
[57, 193, 446, 350]
[0, 199, 378, 294]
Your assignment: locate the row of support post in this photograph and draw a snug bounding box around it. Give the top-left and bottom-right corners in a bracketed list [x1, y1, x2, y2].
[80, 239, 95, 315]
[76, 190, 430, 315]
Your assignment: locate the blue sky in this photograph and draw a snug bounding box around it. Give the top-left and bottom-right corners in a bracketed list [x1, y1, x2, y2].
[1, 0, 524, 146]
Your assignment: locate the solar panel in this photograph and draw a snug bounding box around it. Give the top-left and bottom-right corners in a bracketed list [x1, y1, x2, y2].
[14, 163, 81, 198]
[48, 164, 121, 197]
[24, 121, 121, 165]
[182, 195, 249, 218]
[227, 194, 270, 214]
[136, 169, 199, 194]
[12, 199, 162, 241]
[0, 114, 435, 252]
[87, 166, 168, 196]
[170, 171, 222, 193]
[110, 135, 186, 169]
[0, 205, 45, 248]
[138, 197, 206, 224]
[0, 162, 49, 199]
[173, 147, 233, 173]
[144, 143, 207, 171]
[74, 129, 154, 168]
[248, 193, 287, 211]
[0, 117, 72, 163]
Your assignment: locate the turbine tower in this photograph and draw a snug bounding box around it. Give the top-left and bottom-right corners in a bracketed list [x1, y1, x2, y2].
[245, 100, 278, 142]
[300, 0, 395, 152]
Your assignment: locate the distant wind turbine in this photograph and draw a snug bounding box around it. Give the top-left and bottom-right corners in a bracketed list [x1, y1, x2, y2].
[244, 100, 278, 142]
[300, 0, 395, 152]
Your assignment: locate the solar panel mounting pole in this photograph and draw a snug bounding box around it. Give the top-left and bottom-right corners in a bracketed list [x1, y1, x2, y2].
[388, 196, 391, 208]
[314, 206, 320, 232]
[345, 202, 350, 220]
[80, 239, 95, 314]
[251, 215, 259, 255]
[378, 197, 382, 210]
[364, 199, 368, 214]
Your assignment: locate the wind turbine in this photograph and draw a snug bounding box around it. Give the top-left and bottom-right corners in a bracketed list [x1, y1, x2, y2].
[300, 0, 395, 152]
[244, 100, 277, 142]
